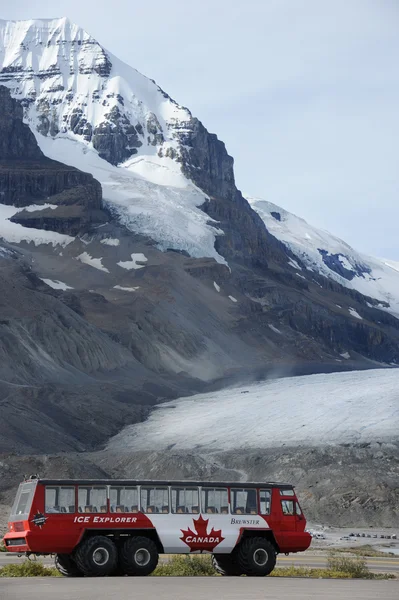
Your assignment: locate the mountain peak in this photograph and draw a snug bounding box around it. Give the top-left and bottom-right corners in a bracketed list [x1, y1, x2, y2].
[0, 17, 192, 164]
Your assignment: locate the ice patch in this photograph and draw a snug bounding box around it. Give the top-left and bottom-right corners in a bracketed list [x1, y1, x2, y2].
[340, 352, 350, 359]
[23, 203, 57, 212]
[338, 255, 354, 271]
[76, 252, 109, 273]
[213, 282, 220, 292]
[268, 324, 282, 335]
[113, 285, 140, 292]
[349, 307, 363, 320]
[117, 253, 148, 270]
[40, 278, 74, 291]
[288, 258, 302, 270]
[228, 295, 237, 303]
[296, 273, 306, 280]
[101, 238, 120, 247]
[0, 203, 74, 247]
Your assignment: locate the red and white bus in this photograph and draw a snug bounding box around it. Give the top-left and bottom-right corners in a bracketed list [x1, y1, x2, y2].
[3, 476, 311, 577]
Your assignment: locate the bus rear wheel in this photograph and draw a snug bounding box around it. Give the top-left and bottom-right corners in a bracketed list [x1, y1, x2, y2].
[74, 536, 118, 577]
[55, 554, 83, 577]
[235, 537, 276, 576]
[120, 536, 159, 576]
[211, 554, 242, 576]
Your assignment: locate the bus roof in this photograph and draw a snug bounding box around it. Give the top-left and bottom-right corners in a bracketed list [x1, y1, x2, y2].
[33, 479, 294, 489]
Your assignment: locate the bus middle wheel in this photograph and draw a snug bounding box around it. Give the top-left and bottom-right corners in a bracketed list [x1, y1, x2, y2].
[74, 535, 118, 577]
[120, 536, 159, 576]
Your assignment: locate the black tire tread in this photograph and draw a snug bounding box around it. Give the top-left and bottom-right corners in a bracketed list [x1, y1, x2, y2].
[211, 554, 242, 576]
[120, 536, 158, 576]
[236, 537, 276, 576]
[74, 535, 118, 577]
[54, 554, 83, 577]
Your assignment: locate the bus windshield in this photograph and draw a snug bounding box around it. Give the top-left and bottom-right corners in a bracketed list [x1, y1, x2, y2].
[9, 481, 37, 521]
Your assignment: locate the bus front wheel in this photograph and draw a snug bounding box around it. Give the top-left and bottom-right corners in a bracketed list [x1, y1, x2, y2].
[74, 536, 118, 577]
[211, 554, 242, 576]
[235, 537, 276, 576]
[54, 554, 83, 577]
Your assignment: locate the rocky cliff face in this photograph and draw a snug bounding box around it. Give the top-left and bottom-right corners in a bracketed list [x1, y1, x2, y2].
[0, 82, 43, 161]
[0, 85, 105, 234]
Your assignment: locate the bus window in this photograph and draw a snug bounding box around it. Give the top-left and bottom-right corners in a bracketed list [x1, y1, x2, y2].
[231, 488, 258, 514]
[280, 489, 295, 496]
[140, 487, 169, 514]
[78, 487, 107, 513]
[109, 487, 139, 513]
[259, 489, 271, 515]
[281, 500, 295, 515]
[201, 488, 228, 514]
[10, 482, 36, 520]
[45, 486, 75, 514]
[171, 487, 199, 514]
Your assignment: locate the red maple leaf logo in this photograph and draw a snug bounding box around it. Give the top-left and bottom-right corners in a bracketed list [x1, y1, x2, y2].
[180, 515, 224, 553]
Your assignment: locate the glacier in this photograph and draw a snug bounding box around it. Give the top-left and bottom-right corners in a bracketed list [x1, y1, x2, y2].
[107, 368, 399, 451]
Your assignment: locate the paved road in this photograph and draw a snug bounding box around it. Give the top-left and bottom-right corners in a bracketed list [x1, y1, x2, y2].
[1, 552, 399, 573]
[0, 577, 398, 600]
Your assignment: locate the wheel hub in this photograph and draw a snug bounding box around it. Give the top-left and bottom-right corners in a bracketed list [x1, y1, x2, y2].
[253, 548, 268, 567]
[92, 547, 109, 566]
[134, 547, 151, 567]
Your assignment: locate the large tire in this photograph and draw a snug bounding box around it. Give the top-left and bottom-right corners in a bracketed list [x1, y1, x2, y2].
[55, 554, 83, 577]
[212, 554, 242, 576]
[74, 536, 118, 577]
[120, 536, 159, 576]
[235, 537, 276, 576]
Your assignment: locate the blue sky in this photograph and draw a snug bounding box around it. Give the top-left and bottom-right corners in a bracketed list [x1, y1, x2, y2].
[4, 0, 399, 258]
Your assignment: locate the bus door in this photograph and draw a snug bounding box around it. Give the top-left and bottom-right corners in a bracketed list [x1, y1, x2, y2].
[279, 489, 298, 531]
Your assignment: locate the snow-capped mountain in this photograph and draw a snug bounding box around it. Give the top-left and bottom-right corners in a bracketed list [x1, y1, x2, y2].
[0, 17, 228, 262]
[248, 197, 399, 318]
[0, 17, 189, 161]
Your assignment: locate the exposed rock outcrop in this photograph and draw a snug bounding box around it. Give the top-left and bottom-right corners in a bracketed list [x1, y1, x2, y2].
[0, 86, 105, 234]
